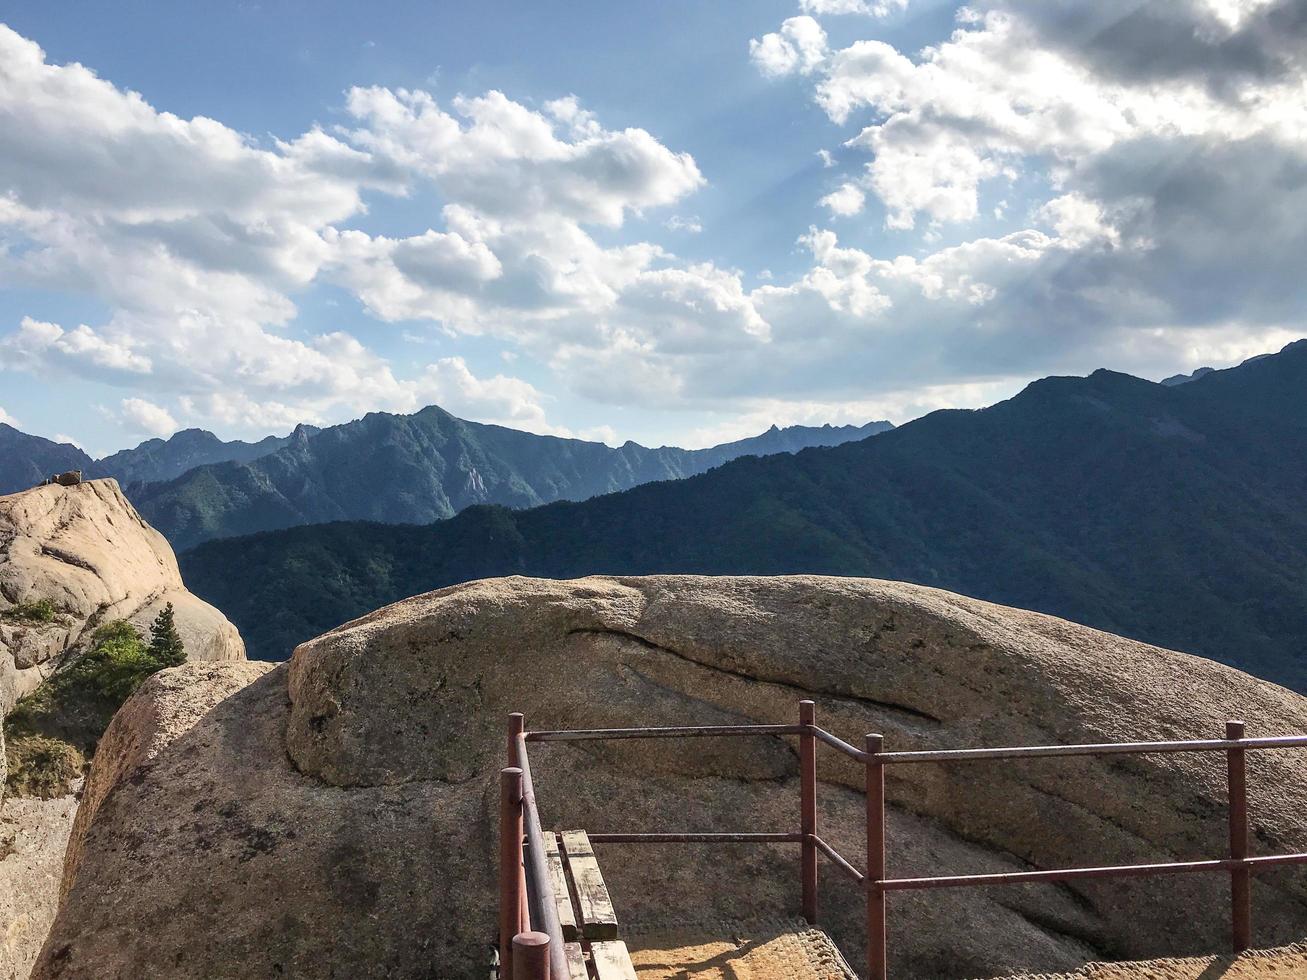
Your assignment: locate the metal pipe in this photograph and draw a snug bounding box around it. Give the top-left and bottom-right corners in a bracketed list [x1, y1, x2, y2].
[875, 733, 1307, 765]
[508, 714, 528, 933]
[587, 832, 802, 844]
[1227, 720, 1252, 952]
[809, 725, 872, 762]
[800, 700, 819, 924]
[867, 733, 887, 980]
[877, 851, 1307, 891]
[525, 723, 804, 742]
[811, 834, 866, 884]
[514, 734, 570, 980]
[511, 931, 551, 980]
[499, 768, 524, 976]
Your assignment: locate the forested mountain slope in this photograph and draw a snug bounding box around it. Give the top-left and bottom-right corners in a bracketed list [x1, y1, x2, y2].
[183, 341, 1307, 690]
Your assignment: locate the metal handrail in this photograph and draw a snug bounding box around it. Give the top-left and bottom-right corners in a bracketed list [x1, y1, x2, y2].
[498, 706, 1307, 980]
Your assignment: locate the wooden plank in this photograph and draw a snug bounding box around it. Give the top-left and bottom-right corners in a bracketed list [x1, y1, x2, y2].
[544, 833, 579, 941]
[559, 830, 620, 941]
[590, 941, 637, 980]
[563, 941, 587, 980]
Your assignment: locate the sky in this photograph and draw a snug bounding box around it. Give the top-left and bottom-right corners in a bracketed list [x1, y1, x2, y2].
[0, 1, 1304, 456]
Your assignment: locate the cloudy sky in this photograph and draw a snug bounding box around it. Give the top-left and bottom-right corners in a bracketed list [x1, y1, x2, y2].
[1, 1, 1304, 455]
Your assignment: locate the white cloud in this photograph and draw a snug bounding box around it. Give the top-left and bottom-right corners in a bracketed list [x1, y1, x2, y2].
[664, 215, 703, 234]
[765, 3, 1307, 230]
[120, 397, 178, 438]
[1, 317, 151, 378]
[0, 25, 708, 441]
[3, 10, 1305, 450]
[0, 406, 18, 427]
[800, 0, 908, 16]
[820, 183, 866, 216]
[749, 17, 829, 78]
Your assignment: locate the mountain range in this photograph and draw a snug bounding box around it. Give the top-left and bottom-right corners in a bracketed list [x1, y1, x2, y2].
[180, 340, 1307, 693]
[0, 411, 892, 549]
[0, 424, 93, 493]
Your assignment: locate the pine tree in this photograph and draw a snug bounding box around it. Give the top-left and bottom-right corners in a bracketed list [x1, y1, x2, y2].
[147, 602, 186, 668]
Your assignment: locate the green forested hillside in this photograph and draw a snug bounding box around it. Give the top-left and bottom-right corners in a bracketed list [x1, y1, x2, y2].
[130, 408, 890, 550]
[182, 341, 1307, 690]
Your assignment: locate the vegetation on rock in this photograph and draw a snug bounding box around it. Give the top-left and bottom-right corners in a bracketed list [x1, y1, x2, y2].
[4, 617, 187, 797]
[1, 598, 57, 624]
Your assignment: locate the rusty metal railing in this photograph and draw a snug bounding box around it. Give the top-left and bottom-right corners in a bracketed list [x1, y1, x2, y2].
[498, 703, 1307, 980]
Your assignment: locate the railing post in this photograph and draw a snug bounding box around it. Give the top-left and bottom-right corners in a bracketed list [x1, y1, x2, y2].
[800, 699, 818, 924]
[508, 713, 528, 933]
[508, 712, 525, 768]
[511, 931, 551, 980]
[866, 732, 887, 980]
[499, 767, 525, 976]
[1226, 719, 1252, 952]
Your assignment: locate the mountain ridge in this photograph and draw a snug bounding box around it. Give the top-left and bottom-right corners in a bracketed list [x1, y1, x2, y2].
[124, 411, 892, 549]
[0, 412, 891, 546]
[180, 340, 1307, 692]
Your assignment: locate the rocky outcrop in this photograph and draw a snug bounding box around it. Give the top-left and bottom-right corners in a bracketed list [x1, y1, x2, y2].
[0, 479, 245, 698]
[0, 479, 246, 980]
[35, 576, 1307, 979]
[0, 796, 76, 980]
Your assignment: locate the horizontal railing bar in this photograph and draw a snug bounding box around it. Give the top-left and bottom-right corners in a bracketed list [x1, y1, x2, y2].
[809, 726, 871, 762]
[525, 724, 804, 742]
[877, 852, 1307, 892]
[877, 734, 1307, 764]
[811, 834, 866, 883]
[587, 832, 802, 844]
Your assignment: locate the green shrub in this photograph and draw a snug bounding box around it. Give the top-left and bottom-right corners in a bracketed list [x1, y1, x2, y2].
[1, 598, 57, 624]
[4, 733, 84, 799]
[4, 617, 188, 783]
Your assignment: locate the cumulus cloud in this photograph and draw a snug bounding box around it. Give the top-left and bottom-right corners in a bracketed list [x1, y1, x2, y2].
[2, 8, 1305, 449]
[729, 0, 1307, 400]
[120, 397, 178, 437]
[820, 183, 866, 216]
[0, 406, 18, 427]
[749, 17, 829, 78]
[0, 25, 712, 440]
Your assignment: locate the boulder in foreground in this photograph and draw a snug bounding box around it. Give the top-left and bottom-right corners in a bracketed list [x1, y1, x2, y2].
[36, 575, 1307, 978]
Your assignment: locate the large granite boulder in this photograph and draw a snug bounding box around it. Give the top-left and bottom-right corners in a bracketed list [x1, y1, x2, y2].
[0, 479, 245, 701]
[34, 576, 1307, 978]
[0, 478, 246, 980]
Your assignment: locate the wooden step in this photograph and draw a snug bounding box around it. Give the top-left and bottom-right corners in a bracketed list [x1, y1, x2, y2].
[544, 833, 580, 941]
[590, 940, 638, 980]
[558, 830, 619, 941]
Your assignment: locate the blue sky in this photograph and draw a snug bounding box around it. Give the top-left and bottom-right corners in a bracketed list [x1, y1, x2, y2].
[1, 1, 1304, 456]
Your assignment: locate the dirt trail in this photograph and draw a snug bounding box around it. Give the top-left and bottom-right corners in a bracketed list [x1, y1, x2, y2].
[999, 943, 1307, 980]
[626, 918, 857, 979]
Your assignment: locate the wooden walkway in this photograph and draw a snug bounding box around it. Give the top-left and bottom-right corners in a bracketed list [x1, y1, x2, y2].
[544, 829, 637, 979]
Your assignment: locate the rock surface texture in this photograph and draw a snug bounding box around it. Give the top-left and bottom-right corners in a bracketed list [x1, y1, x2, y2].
[0, 479, 245, 698]
[34, 576, 1307, 979]
[0, 795, 76, 980]
[0, 478, 246, 980]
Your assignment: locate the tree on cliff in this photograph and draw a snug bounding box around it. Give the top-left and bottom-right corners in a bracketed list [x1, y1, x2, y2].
[148, 602, 187, 668]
